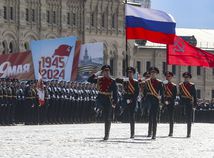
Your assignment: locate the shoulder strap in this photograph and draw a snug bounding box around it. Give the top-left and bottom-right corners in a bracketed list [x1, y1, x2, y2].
[146, 79, 158, 97]
[180, 83, 192, 99]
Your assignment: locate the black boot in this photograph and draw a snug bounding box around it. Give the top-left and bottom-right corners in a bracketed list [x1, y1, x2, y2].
[147, 121, 152, 137]
[104, 122, 111, 140]
[187, 123, 191, 138]
[130, 122, 135, 139]
[152, 123, 157, 140]
[168, 122, 173, 137]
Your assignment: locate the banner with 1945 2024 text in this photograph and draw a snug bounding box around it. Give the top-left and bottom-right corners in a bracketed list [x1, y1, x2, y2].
[31, 36, 77, 81]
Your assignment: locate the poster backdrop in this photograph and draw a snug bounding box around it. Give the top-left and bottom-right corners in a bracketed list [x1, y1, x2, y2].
[0, 51, 34, 80]
[31, 36, 77, 81]
[77, 42, 103, 81]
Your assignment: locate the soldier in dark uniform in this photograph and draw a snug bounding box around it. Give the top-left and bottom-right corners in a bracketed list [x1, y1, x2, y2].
[88, 65, 118, 140]
[139, 71, 151, 120]
[0, 79, 4, 125]
[10, 79, 17, 125]
[115, 67, 139, 138]
[32, 80, 39, 124]
[24, 81, 33, 124]
[55, 81, 61, 124]
[5, 78, 13, 125]
[68, 82, 75, 123]
[59, 81, 66, 123]
[89, 83, 97, 122]
[144, 67, 163, 139]
[64, 82, 70, 123]
[162, 71, 177, 137]
[179, 72, 197, 138]
[19, 82, 26, 123]
[41, 81, 49, 124]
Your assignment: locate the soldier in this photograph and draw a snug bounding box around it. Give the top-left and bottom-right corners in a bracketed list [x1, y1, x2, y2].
[179, 72, 197, 138]
[64, 82, 70, 123]
[144, 67, 163, 139]
[140, 71, 151, 119]
[42, 81, 50, 124]
[0, 79, 4, 125]
[10, 79, 17, 125]
[90, 83, 98, 122]
[47, 80, 54, 124]
[88, 65, 118, 140]
[115, 67, 139, 138]
[162, 71, 177, 137]
[19, 82, 26, 123]
[68, 82, 75, 123]
[5, 78, 13, 125]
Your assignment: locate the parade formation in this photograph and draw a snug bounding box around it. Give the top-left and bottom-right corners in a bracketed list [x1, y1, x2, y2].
[1, 64, 214, 142]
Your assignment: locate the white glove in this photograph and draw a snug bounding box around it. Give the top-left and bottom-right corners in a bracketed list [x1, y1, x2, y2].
[95, 71, 102, 76]
[163, 80, 169, 84]
[123, 78, 129, 82]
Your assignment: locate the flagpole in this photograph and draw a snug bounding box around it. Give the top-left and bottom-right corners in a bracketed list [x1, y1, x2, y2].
[125, 0, 128, 52]
[125, 0, 128, 71]
[166, 45, 169, 72]
[204, 67, 206, 100]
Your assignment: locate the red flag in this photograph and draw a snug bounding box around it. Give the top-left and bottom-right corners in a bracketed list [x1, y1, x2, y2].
[167, 35, 214, 67]
[37, 72, 45, 106]
[71, 41, 81, 81]
[53, 45, 72, 57]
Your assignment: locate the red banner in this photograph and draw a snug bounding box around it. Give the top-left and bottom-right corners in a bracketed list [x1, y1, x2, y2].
[71, 41, 81, 81]
[0, 51, 34, 80]
[167, 35, 214, 67]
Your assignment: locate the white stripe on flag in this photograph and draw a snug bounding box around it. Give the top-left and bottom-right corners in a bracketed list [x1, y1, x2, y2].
[125, 4, 176, 23]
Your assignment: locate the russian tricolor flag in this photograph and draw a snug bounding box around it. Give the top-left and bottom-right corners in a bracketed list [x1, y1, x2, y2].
[126, 4, 176, 44]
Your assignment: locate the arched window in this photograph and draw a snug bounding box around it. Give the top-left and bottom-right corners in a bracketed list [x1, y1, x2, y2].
[91, 12, 94, 27]
[2, 41, 8, 54]
[110, 57, 114, 76]
[24, 42, 30, 51]
[9, 42, 13, 53]
[73, 13, 76, 25]
[101, 13, 105, 27]
[8, 41, 16, 53]
[112, 13, 115, 28]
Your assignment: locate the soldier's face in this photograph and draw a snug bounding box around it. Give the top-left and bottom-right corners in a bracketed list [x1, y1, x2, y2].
[103, 69, 110, 77]
[166, 75, 172, 81]
[128, 71, 134, 78]
[145, 75, 150, 79]
[150, 71, 157, 78]
[184, 76, 190, 82]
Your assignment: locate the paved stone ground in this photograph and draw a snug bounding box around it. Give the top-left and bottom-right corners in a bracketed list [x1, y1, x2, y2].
[0, 123, 213, 158]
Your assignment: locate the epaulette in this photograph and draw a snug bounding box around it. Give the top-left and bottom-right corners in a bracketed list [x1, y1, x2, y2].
[179, 82, 183, 85]
[123, 78, 129, 82]
[145, 78, 150, 82]
[171, 82, 176, 86]
[133, 79, 138, 82]
[156, 79, 162, 82]
[110, 77, 115, 81]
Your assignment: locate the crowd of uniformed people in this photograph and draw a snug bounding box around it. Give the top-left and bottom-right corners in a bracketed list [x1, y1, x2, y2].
[0, 68, 214, 139]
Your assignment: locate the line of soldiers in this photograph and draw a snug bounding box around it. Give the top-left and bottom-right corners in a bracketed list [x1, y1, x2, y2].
[88, 65, 197, 140]
[0, 78, 98, 125]
[0, 65, 197, 141]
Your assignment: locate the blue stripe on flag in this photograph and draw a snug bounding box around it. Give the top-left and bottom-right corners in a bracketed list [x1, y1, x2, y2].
[126, 16, 176, 34]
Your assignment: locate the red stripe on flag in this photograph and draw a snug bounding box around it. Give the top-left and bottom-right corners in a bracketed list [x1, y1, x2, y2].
[126, 27, 175, 44]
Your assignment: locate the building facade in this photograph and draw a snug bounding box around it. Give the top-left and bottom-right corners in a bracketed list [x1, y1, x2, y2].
[0, 0, 214, 99]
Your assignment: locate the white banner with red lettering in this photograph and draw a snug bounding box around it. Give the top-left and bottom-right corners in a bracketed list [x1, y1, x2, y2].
[31, 36, 77, 81]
